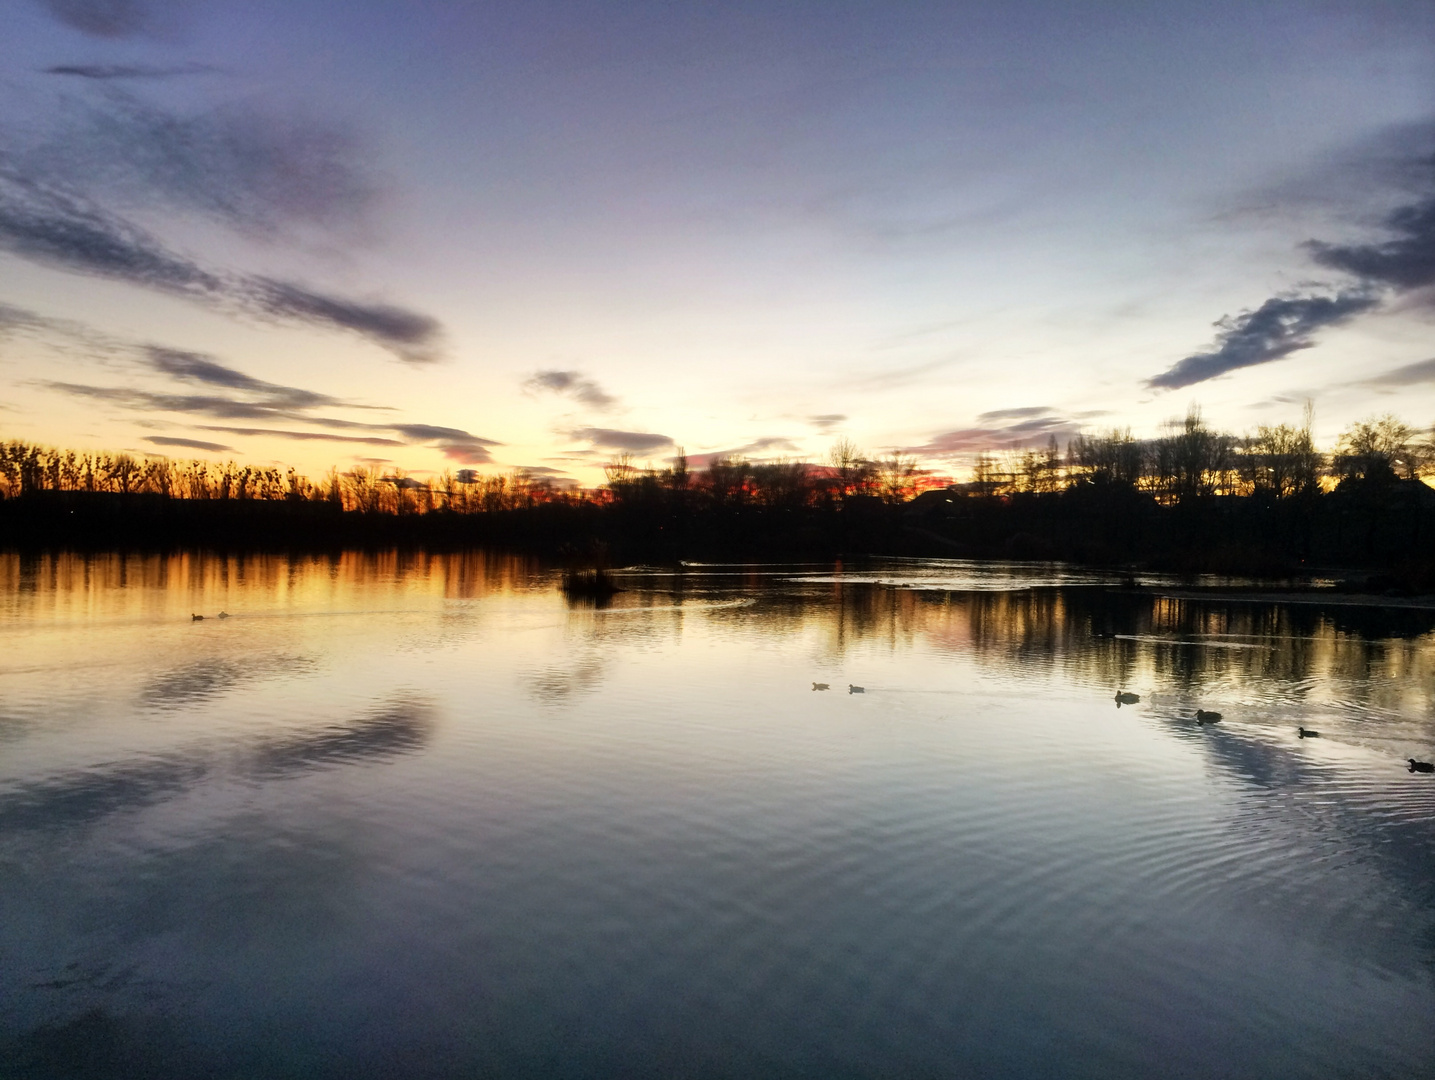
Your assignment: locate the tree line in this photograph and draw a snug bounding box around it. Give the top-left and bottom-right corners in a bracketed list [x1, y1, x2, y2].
[982, 408, 1434, 501]
[3, 410, 1435, 580]
[5, 407, 1429, 509]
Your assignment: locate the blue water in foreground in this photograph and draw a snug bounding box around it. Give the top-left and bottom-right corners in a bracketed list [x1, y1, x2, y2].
[2, 551, 1434, 1078]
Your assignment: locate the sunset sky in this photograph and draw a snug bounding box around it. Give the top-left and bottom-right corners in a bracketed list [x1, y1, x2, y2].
[1, 0, 1432, 486]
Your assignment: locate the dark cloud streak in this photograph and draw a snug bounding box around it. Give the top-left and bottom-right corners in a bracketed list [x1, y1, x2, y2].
[197, 426, 403, 446]
[1309, 195, 1435, 293]
[523, 369, 617, 409]
[40, 380, 497, 461]
[569, 427, 673, 454]
[253, 280, 440, 363]
[145, 347, 342, 408]
[144, 435, 234, 452]
[907, 408, 1084, 457]
[0, 162, 220, 294]
[44, 62, 216, 79]
[1148, 292, 1378, 390]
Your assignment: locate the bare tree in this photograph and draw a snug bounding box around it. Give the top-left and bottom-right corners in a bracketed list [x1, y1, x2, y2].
[1336, 414, 1421, 481]
[1240, 404, 1320, 498]
[1068, 428, 1143, 488]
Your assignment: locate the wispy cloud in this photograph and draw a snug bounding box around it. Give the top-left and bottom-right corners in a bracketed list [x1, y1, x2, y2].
[688, 436, 801, 466]
[41, 377, 499, 463]
[39, 0, 151, 38]
[0, 162, 441, 361]
[569, 427, 673, 454]
[523, 369, 617, 409]
[0, 300, 63, 335]
[251, 280, 440, 363]
[0, 161, 221, 293]
[42, 381, 305, 420]
[1308, 194, 1435, 295]
[1148, 292, 1379, 390]
[387, 424, 498, 463]
[907, 407, 1084, 457]
[977, 406, 1052, 421]
[1356, 356, 1435, 387]
[145, 347, 345, 408]
[43, 62, 216, 79]
[144, 435, 233, 453]
[198, 426, 404, 447]
[29, 95, 377, 238]
[808, 413, 847, 431]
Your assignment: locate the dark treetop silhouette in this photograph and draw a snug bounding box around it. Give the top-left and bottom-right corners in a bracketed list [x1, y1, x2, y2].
[4, 408, 1435, 581]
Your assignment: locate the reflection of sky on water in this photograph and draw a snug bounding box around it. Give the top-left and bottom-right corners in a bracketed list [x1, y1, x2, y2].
[1, 552, 1433, 1078]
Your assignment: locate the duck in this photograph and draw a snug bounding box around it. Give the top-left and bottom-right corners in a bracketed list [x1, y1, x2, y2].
[849, 685, 865, 694]
[217, 611, 231, 619]
[1409, 759, 1434, 774]
[1195, 709, 1222, 724]
[812, 682, 830, 691]
[1298, 726, 1319, 739]
[1115, 691, 1140, 706]
[191, 613, 204, 621]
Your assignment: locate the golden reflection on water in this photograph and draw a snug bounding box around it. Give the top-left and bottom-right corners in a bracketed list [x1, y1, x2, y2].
[0, 548, 541, 616]
[5, 549, 1432, 764]
[3, 549, 1434, 738]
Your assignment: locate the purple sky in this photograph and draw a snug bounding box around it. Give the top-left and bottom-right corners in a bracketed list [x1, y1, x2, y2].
[2, 0, 1433, 483]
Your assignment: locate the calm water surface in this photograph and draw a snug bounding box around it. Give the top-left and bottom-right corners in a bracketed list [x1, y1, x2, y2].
[2, 551, 1434, 1078]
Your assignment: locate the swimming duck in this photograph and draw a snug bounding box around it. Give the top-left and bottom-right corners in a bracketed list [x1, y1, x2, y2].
[1195, 709, 1222, 724]
[217, 611, 231, 619]
[1298, 727, 1319, 738]
[1115, 691, 1140, 706]
[1410, 759, 1434, 773]
[849, 685, 865, 694]
[191, 614, 204, 621]
[812, 682, 830, 691]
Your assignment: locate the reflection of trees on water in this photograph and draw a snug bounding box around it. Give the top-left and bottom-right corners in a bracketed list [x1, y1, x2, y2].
[0, 549, 543, 612]
[638, 576, 1435, 719]
[6, 549, 1432, 718]
[553, 569, 1435, 722]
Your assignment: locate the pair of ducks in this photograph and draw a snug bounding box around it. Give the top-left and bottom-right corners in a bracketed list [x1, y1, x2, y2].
[1116, 691, 1223, 724]
[1295, 729, 1431, 771]
[1117, 692, 1221, 723]
[191, 612, 231, 621]
[812, 683, 864, 694]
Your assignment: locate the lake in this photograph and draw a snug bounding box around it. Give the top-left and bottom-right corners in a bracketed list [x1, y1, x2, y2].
[2, 550, 1434, 1078]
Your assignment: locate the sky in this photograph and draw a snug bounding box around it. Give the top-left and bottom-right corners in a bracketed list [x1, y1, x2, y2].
[1, 0, 1433, 486]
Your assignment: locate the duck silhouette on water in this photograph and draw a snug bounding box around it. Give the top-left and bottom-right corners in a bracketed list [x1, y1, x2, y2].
[812, 682, 830, 691]
[849, 685, 864, 694]
[1410, 758, 1434, 774]
[1298, 726, 1319, 739]
[191, 613, 204, 621]
[1195, 709, 1222, 725]
[1115, 691, 1139, 706]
